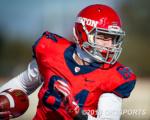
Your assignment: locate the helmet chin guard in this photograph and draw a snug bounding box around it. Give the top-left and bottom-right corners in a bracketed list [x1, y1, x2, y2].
[73, 4, 125, 64]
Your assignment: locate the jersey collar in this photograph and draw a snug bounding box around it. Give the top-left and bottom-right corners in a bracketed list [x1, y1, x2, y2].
[64, 44, 104, 75]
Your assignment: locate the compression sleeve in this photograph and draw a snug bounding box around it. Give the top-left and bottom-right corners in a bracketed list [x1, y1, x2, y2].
[0, 60, 42, 95]
[87, 93, 123, 120]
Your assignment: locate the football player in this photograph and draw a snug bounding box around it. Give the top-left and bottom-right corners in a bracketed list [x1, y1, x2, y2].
[0, 4, 136, 120]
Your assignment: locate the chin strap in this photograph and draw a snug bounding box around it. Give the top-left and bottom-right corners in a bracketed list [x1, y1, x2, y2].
[73, 27, 80, 44]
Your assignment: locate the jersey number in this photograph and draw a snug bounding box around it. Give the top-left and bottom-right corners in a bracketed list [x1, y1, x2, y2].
[42, 75, 89, 110]
[75, 89, 89, 109]
[116, 66, 133, 79]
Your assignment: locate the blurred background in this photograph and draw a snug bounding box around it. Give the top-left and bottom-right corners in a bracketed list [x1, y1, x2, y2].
[0, 0, 150, 120]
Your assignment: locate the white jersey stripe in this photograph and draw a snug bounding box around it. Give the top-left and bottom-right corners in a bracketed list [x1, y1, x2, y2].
[0, 92, 15, 108]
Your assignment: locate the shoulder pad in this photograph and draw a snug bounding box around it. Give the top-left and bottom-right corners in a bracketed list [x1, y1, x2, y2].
[43, 31, 63, 43]
[32, 31, 72, 59]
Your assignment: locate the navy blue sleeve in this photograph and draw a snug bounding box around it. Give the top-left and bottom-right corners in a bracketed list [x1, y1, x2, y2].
[112, 80, 136, 98]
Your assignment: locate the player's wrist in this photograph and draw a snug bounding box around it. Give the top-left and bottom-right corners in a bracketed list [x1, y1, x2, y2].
[67, 103, 79, 118]
[73, 108, 88, 120]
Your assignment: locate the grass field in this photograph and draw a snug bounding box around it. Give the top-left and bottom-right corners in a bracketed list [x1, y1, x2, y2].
[0, 77, 150, 120]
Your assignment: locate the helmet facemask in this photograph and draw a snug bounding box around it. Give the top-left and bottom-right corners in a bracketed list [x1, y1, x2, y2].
[81, 27, 125, 64]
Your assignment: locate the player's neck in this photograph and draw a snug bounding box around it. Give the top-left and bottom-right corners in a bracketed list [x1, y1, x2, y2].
[74, 52, 90, 65]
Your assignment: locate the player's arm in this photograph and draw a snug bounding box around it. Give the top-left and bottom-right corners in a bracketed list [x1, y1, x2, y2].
[88, 93, 122, 120]
[0, 60, 42, 119]
[0, 59, 42, 95]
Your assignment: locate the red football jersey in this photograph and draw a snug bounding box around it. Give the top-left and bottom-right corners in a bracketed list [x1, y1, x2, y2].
[32, 31, 136, 120]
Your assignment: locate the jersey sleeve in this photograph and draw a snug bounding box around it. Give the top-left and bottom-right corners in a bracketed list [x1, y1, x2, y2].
[112, 80, 136, 98]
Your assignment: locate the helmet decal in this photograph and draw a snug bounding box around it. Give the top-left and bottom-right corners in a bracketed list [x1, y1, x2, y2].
[76, 17, 99, 27]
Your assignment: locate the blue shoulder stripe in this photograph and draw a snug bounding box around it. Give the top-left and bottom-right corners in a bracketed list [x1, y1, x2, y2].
[112, 80, 136, 98]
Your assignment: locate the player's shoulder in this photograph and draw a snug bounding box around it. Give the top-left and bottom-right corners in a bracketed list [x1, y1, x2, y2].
[107, 61, 136, 83]
[109, 61, 136, 98]
[33, 31, 73, 48]
[114, 61, 136, 79]
[32, 31, 74, 56]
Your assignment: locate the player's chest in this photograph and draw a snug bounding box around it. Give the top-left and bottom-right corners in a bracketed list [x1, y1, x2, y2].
[40, 55, 107, 91]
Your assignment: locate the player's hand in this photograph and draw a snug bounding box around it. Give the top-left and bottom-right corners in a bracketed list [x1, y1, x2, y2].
[0, 105, 12, 120]
[54, 80, 79, 117]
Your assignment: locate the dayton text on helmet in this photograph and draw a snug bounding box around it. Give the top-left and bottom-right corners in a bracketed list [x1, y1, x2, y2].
[76, 17, 99, 27]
